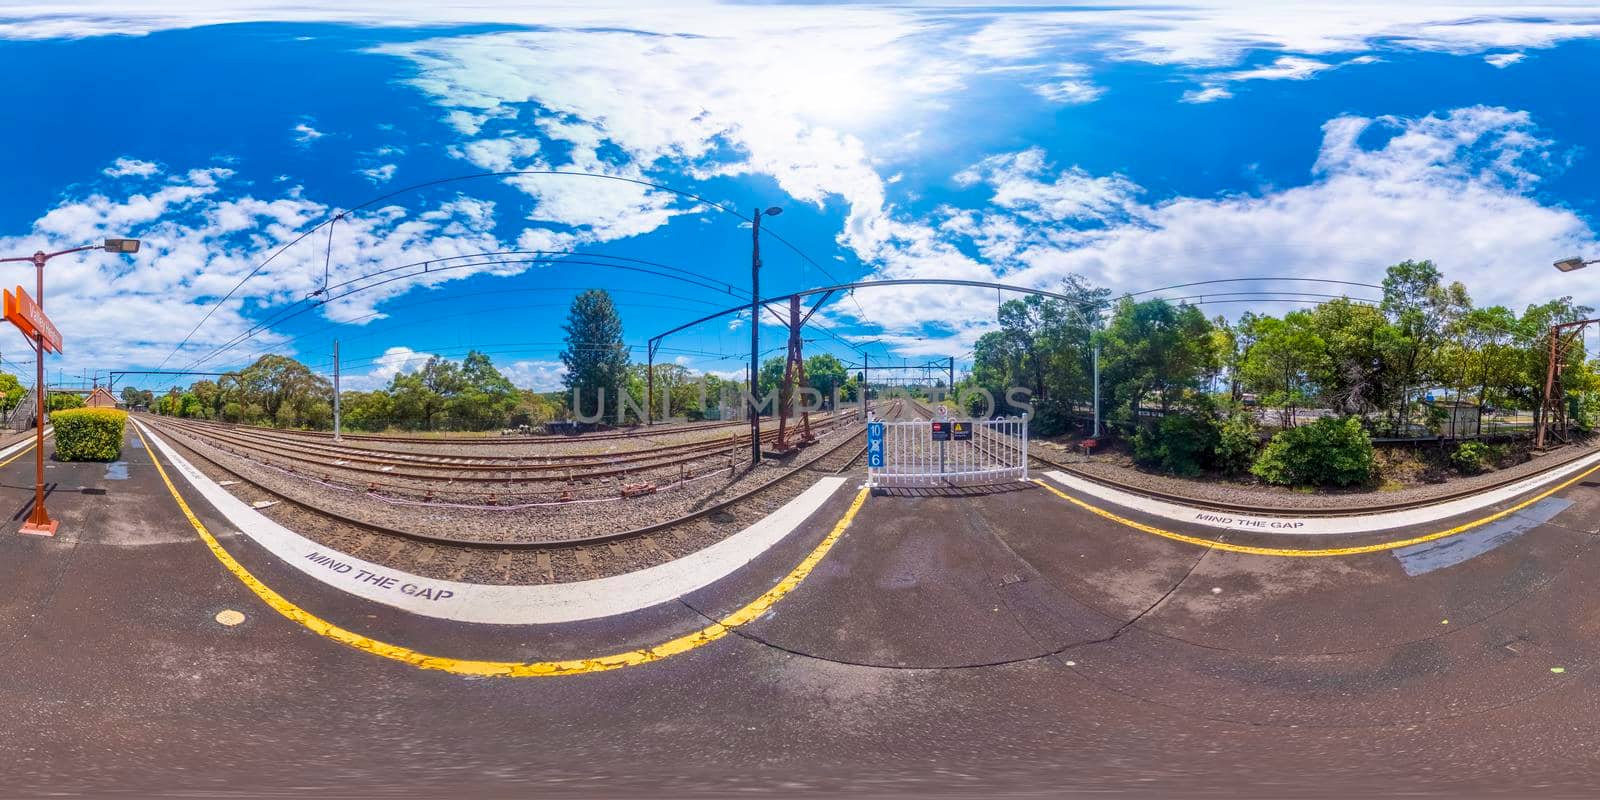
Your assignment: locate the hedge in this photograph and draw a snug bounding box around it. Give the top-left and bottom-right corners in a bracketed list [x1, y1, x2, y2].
[52, 408, 127, 462]
[1250, 415, 1375, 487]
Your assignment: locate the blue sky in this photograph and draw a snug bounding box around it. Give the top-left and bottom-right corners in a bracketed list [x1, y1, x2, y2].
[2, 1, 1600, 392]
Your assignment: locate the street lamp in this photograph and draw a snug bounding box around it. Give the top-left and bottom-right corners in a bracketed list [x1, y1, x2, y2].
[1554, 256, 1598, 272]
[0, 238, 140, 536]
[750, 206, 782, 466]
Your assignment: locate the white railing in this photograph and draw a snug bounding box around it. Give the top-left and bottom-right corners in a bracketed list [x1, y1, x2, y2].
[866, 417, 1029, 488]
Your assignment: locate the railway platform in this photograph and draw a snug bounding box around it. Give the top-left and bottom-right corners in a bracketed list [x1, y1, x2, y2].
[6, 422, 1600, 795]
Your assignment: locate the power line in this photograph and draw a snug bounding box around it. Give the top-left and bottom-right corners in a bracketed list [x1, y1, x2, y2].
[154, 170, 768, 373]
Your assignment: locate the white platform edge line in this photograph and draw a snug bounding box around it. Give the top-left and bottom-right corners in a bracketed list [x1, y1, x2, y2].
[0, 427, 51, 461]
[1043, 449, 1600, 536]
[137, 419, 851, 625]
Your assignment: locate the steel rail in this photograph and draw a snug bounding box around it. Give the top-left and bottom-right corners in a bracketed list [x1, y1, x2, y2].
[161, 411, 849, 469]
[147, 403, 884, 549]
[147, 413, 851, 495]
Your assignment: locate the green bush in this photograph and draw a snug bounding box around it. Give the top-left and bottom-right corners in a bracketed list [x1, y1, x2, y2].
[48, 392, 85, 411]
[1029, 397, 1076, 437]
[1251, 415, 1375, 487]
[1450, 440, 1493, 474]
[1214, 409, 1260, 475]
[52, 408, 127, 462]
[1132, 411, 1220, 477]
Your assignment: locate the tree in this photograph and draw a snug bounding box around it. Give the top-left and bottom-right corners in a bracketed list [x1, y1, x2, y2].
[560, 289, 629, 421]
[1380, 260, 1470, 433]
[232, 355, 332, 428]
[191, 380, 221, 419]
[509, 390, 564, 427]
[804, 353, 849, 406]
[1308, 299, 1387, 415]
[49, 392, 85, 411]
[0, 373, 25, 413]
[119, 385, 142, 409]
[1240, 311, 1324, 427]
[341, 390, 394, 431]
[449, 350, 518, 430]
[390, 356, 461, 430]
[756, 356, 786, 414]
[1099, 298, 1219, 424]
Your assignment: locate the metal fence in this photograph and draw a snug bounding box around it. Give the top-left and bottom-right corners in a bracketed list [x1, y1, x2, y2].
[866, 417, 1029, 488]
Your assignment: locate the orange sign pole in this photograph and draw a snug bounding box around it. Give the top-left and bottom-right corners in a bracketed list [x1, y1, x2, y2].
[0, 240, 139, 537]
[0, 240, 137, 538]
[11, 257, 57, 535]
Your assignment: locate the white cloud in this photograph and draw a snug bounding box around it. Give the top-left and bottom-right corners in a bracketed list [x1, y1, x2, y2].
[1033, 64, 1105, 105]
[340, 345, 435, 390]
[375, 9, 966, 260]
[826, 105, 1597, 357]
[292, 122, 325, 145]
[955, 148, 1142, 225]
[453, 136, 540, 172]
[102, 157, 160, 178]
[1485, 52, 1526, 68]
[960, 3, 1600, 68]
[1224, 55, 1334, 81]
[0, 163, 562, 374]
[359, 163, 397, 183]
[502, 359, 567, 392]
[1183, 54, 1379, 102]
[7, 3, 1600, 71]
[1181, 86, 1234, 104]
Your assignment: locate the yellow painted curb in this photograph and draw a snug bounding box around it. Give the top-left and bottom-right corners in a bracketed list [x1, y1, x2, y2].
[1035, 462, 1600, 558]
[135, 423, 869, 676]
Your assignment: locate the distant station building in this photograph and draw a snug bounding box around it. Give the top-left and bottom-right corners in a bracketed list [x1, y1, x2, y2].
[86, 387, 118, 409]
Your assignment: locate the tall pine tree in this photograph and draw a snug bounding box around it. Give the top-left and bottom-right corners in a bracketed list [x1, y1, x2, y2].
[560, 289, 629, 420]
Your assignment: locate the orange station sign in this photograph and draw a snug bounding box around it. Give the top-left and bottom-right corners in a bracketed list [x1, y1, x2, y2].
[4, 285, 61, 353]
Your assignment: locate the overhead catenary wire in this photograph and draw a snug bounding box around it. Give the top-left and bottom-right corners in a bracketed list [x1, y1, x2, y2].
[154, 169, 862, 372]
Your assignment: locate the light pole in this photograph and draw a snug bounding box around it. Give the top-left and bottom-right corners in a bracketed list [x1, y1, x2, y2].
[0, 238, 140, 535]
[1554, 256, 1599, 272]
[750, 206, 782, 466]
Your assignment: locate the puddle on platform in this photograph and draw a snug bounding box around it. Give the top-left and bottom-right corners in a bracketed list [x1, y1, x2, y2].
[104, 462, 129, 481]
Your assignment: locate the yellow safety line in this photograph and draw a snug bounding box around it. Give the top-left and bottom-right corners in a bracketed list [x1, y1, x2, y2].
[0, 440, 36, 469]
[1035, 460, 1600, 557]
[134, 422, 870, 676]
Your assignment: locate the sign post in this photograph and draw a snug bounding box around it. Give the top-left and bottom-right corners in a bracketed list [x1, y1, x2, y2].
[866, 420, 884, 468]
[0, 239, 139, 538]
[931, 406, 950, 477]
[6, 282, 62, 536]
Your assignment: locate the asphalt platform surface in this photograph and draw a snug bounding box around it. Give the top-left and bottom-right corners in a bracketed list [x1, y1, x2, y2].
[3, 424, 1600, 797]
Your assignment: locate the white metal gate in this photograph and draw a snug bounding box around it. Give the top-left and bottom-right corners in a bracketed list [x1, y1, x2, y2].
[865, 416, 1029, 488]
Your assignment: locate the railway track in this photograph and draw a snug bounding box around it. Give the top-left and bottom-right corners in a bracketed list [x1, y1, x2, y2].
[202, 411, 773, 447]
[144, 410, 853, 502]
[139, 402, 893, 585]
